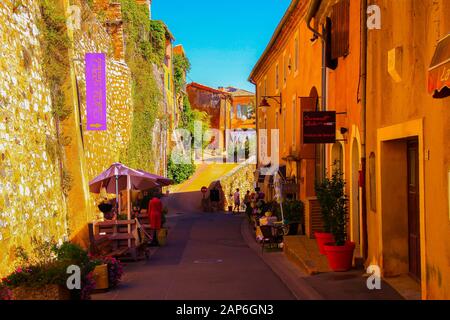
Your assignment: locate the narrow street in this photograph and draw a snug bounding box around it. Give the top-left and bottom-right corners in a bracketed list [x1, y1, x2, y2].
[94, 211, 294, 300]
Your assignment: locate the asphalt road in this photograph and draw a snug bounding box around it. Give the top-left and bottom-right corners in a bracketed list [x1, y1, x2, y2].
[93, 212, 295, 300]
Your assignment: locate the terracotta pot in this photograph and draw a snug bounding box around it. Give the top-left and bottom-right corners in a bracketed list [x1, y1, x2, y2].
[12, 284, 71, 300]
[314, 232, 334, 255]
[324, 241, 356, 272]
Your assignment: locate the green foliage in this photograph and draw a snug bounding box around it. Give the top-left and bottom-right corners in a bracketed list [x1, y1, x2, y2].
[167, 153, 196, 184]
[38, 0, 73, 196]
[38, 0, 71, 121]
[315, 170, 348, 245]
[119, 0, 164, 172]
[3, 241, 96, 297]
[180, 96, 210, 149]
[119, 1, 167, 66]
[149, 20, 167, 66]
[173, 53, 191, 95]
[283, 199, 305, 224]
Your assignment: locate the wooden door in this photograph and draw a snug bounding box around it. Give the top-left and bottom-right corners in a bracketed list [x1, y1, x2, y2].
[407, 139, 421, 281]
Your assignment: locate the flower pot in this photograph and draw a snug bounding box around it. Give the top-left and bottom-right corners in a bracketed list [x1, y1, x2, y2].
[12, 284, 71, 300]
[157, 228, 168, 246]
[92, 264, 109, 291]
[324, 241, 356, 272]
[314, 232, 334, 255]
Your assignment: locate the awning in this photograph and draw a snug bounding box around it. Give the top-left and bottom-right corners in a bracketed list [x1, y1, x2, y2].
[428, 34, 450, 99]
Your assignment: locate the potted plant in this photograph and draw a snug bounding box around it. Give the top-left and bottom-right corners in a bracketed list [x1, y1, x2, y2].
[90, 255, 123, 291]
[157, 207, 169, 246]
[321, 170, 355, 272]
[1, 240, 98, 300]
[314, 173, 337, 254]
[283, 199, 305, 235]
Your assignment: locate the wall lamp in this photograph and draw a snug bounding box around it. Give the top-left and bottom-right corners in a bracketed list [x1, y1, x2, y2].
[259, 94, 282, 114]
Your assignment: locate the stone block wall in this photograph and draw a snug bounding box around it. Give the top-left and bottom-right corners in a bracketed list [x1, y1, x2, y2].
[211, 159, 256, 210]
[72, 2, 133, 199]
[0, 0, 135, 277]
[0, 0, 68, 277]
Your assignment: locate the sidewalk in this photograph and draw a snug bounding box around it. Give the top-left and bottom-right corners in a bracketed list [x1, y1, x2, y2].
[241, 220, 404, 300]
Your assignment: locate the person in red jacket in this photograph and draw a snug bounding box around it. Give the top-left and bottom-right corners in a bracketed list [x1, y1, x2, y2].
[148, 196, 162, 246]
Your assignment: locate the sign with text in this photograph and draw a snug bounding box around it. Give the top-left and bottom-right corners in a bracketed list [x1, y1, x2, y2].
[302, 111, 336, 144]
[85, 53, 107, 131]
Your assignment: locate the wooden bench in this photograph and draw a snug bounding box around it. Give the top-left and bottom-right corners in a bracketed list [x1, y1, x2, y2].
[88, 220, 140, 261]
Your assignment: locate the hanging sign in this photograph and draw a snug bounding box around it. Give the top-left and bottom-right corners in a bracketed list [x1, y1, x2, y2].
[85, 53, 107, 131]
[303, 111, 336, 144]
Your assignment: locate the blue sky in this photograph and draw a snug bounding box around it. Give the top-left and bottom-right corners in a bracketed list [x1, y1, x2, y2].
[152, 0, 291, 92]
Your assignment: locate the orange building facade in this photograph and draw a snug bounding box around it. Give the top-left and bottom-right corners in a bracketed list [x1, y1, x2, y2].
[250, 0, 450, 299]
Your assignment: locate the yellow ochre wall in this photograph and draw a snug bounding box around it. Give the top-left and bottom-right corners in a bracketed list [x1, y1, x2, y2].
[0, 0, 134, 277]
[0, 0, 68, 277]
[366, 0, 450, 299]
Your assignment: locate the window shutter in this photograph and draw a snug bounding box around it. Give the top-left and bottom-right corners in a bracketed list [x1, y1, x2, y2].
[331, 0, 350, 60]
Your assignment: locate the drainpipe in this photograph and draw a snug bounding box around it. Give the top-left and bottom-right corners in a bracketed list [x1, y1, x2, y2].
[360, 0, 368, 261]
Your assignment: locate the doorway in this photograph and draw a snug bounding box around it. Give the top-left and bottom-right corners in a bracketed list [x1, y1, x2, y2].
[407, 139, 421, 281]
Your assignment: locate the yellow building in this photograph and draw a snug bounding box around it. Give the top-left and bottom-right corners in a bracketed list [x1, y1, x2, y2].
[365, 0, 450, 300]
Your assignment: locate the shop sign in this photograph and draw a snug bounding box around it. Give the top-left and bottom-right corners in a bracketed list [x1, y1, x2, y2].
[302, 111, 336, 144]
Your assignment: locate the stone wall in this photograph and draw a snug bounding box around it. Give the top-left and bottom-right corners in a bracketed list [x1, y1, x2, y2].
[0, 0, 68, 277]
[0, 0, 135, 277]
[72, 3, 133, 182]
[210, 158, 256, 210]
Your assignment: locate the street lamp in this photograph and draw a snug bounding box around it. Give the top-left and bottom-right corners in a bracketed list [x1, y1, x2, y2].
[259, 97, 270, 114]
[258, 94, 282, 114]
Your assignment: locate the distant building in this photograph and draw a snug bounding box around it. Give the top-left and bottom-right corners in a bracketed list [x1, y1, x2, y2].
[219, 87, 256, 131]
[187, 82, 232, 153]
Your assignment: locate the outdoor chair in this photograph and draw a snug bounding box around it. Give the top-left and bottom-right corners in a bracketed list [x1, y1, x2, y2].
[259, 225, 284, 253]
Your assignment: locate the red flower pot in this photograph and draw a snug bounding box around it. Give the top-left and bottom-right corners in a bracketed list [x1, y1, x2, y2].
[324, 241, 356, 272]
[314, 232, 334, 255]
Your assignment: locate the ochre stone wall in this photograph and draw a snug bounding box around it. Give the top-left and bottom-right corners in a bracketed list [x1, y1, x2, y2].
[71, 2, 134, 219]
[0, 1, 68, 277]
[0, 0, 134, 277]
[212, 160, 256, 210]
[73, 28, 133, 180]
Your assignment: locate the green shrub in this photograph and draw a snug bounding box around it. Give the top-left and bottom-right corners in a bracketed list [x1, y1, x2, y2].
[167, 153, 196, 184]
[315, 170, 348, 245]
[283, 199, 305, 224]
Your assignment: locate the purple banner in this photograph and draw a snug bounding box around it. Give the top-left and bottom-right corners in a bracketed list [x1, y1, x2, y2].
[85, 53, 107, 131]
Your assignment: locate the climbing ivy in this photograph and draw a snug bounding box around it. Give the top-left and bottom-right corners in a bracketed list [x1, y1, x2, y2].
[119, 0, 164, 172]
[37, 0, 73, 196]
[173, 53, 190, 95]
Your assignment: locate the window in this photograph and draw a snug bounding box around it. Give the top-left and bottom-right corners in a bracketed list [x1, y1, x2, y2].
[330, 0, 350, 60]
[283, 54, 287, 85]
[292, 97, 296, 147]
[275, 64, 279, 90]
[294, 36, 299, 71]
[237, 105, 242, 119]
[369, 152, 376, 211]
